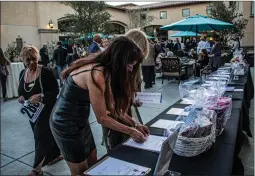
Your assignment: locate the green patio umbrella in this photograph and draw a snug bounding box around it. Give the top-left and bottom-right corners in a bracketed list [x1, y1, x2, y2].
[160, 14, 234, 32]
[170, 31, 201, 37]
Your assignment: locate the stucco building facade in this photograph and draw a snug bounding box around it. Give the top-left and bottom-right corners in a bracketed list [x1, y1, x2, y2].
[0, 1, 254, 51]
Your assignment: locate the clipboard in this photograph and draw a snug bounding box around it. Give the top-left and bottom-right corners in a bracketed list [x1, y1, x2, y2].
[84, 156, 151, 175]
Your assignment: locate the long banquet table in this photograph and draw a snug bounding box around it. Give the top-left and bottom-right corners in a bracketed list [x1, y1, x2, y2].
[0, 62, 25, 99]
[94, 66, 254, 176]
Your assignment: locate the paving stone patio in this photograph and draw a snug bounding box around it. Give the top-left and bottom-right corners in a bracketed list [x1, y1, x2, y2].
[1, 74, 254, 175]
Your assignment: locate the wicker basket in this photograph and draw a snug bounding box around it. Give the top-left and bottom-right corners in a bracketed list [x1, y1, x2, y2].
[173, 110, 217, 157]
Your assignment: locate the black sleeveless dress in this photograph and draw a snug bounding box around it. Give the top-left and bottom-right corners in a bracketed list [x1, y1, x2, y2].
[18, 67, 61, 168]
[50, 70, 96, 163]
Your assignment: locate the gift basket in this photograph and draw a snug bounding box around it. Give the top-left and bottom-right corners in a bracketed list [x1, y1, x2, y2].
[204, 97, 232, 136]
[173, 106, 217, 157]
[230, 50, 248, 76]
[206, 70, 231, 84]
[179, 79, 202, 100]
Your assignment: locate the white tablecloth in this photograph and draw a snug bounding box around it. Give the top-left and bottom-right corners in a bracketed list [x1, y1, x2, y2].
[0, 62, 25, 98]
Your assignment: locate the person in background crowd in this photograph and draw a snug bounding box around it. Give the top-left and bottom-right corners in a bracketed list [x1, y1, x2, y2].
[164, 48, 169, 57]
[209, 36, 222, 71]
[232, 37, 240, 53]
[180, 40, 185, 50]
[185, 38, 191, 51]
[195, 49, 209, 77]
[142, 40, 155, 89]
[39, 44, 50, 67]
[191, 38, 197, 49]
[160, 40, 166, 53]
[188, 49, 198, 60]
[50, 36, 149, 175]
[0, 48, 11, 102]
[53, 41, 68, 87]
[100, 39, 108, 51]
[72, 47, 80, 63]
[166, 50, 174, 57]
[154, 40, 162, 59]
[173, 38, 181, 53]
[197, 37, 207, 54]
[67, 44, 74, 66]
[89, 34, 102, 53]
[166, 40, 174, 52]
[204, 37, 211, 53]
[18, 46, 62, 176]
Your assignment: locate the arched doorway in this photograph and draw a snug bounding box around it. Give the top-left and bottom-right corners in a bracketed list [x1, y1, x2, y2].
[108, 21, 127, 35]
[144, 25, 168, 41]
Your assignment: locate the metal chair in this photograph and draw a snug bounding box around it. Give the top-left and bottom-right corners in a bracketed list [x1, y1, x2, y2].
[161, 57, 186, 84]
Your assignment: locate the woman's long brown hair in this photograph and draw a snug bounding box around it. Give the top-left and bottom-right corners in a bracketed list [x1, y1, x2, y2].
[62, 36, 145, 116]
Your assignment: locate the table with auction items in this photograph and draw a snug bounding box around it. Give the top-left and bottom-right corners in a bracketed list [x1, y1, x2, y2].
[86, 65, 253, 176]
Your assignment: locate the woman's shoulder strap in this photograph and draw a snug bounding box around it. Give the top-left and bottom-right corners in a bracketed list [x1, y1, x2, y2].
[71, 68, 103, 76]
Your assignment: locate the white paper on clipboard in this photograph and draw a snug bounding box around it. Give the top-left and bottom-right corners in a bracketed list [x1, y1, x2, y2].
[85, 157, 150, 175]
[123, 135, 167, 153]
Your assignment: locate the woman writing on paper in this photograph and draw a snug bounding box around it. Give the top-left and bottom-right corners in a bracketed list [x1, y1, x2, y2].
[50, 36, 150, 175]
[18, 46, 62, 176]
[102, 29, 150, 151]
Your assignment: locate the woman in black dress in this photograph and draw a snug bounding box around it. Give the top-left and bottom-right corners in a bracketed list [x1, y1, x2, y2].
[18, 46, 62, 176]
[50, 36, 150, 175]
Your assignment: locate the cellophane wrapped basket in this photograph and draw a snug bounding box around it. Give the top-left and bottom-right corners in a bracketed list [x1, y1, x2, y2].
[179, 79, 202, 100]
[205, 97, 232, 136]
[173, 107, 217, 157]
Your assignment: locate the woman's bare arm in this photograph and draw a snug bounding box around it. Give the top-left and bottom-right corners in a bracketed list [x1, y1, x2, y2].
[87, 71, 146, 142]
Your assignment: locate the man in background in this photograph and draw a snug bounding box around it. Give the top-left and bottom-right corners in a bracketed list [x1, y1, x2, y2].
[53, 41, 68, 87]
[173, 38, 181, 53]
[39, 44, 50, 67]
[166, 40, 174, 52]
[89, 34, 102, 53]
[197, 37, 207, 54]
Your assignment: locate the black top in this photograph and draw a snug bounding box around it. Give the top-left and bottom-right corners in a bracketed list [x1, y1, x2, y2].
[174, 43, 181, 52]
[39, 47, 50, 66]
[166, 42, 174, 51]
[51, 69, 103, 128]
[18, 66, 59, 108]
[211, 43, 221, 56]
[198, 55, 209, 67]
[53, 46, 68, 66]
